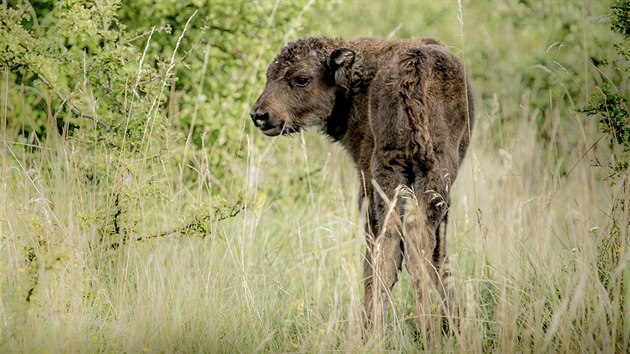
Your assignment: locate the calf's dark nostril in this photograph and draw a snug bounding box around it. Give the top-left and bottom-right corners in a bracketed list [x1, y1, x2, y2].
[251, 111, 269, 123]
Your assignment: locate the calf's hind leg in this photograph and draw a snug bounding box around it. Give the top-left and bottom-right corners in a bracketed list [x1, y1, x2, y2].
[401, 169, 453, 336]
[435, 212, 456, 331]
[362, 226, 403, 337]
[364, 151, 410, 336]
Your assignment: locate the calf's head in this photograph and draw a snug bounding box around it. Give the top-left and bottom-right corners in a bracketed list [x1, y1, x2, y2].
[250, 40, 355, 136]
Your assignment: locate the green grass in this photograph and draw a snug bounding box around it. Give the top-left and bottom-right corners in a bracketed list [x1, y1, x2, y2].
[1, 0, 628, 352]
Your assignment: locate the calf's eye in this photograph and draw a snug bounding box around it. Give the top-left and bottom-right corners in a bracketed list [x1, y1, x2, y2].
[293, 76, 311, 87]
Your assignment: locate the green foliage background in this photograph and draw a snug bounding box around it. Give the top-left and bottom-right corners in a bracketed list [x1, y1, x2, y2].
[1, 0, 327, 243]
[0, 0, 628, 352]
[1, 0, 318, 166]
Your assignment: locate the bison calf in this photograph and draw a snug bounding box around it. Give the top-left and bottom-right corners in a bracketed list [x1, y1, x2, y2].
[251, 37, 474, 337]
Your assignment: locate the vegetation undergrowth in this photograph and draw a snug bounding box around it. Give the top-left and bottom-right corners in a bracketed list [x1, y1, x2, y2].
[0, 0, 628, 352]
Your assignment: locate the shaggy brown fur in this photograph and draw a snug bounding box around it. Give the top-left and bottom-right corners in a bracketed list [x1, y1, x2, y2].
[251, 37, 474, 337]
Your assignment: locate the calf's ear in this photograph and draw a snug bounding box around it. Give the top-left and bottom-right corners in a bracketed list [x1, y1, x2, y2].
[326, 48, 355, 89]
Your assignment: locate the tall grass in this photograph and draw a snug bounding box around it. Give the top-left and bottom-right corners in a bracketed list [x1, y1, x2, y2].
[1, 0, 628, 352]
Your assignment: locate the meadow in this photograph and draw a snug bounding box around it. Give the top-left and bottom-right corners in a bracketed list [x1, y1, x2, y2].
[1, 0, 628, 352]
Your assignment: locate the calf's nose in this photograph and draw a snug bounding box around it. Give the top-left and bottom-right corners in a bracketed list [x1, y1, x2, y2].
[250, 111, 269, 125]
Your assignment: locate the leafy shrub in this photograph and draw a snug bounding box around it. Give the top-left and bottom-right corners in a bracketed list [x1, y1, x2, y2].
[611, 0, 630, 37]
[578, 0, 629, 310]
[580, 0, 629, 180]
[0, 0, 320, 243]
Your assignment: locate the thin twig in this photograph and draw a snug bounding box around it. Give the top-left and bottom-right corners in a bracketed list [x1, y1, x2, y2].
[135, 203, 242, 242]
[36, 73, 111, 131]
[125, 25, 172, 43]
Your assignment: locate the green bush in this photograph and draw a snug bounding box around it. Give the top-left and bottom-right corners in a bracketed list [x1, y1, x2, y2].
[2, 0, 317, 158]
[580, 0, 629, 180]
[578, 0, 629, 307]
[0, 0, 320, 243]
